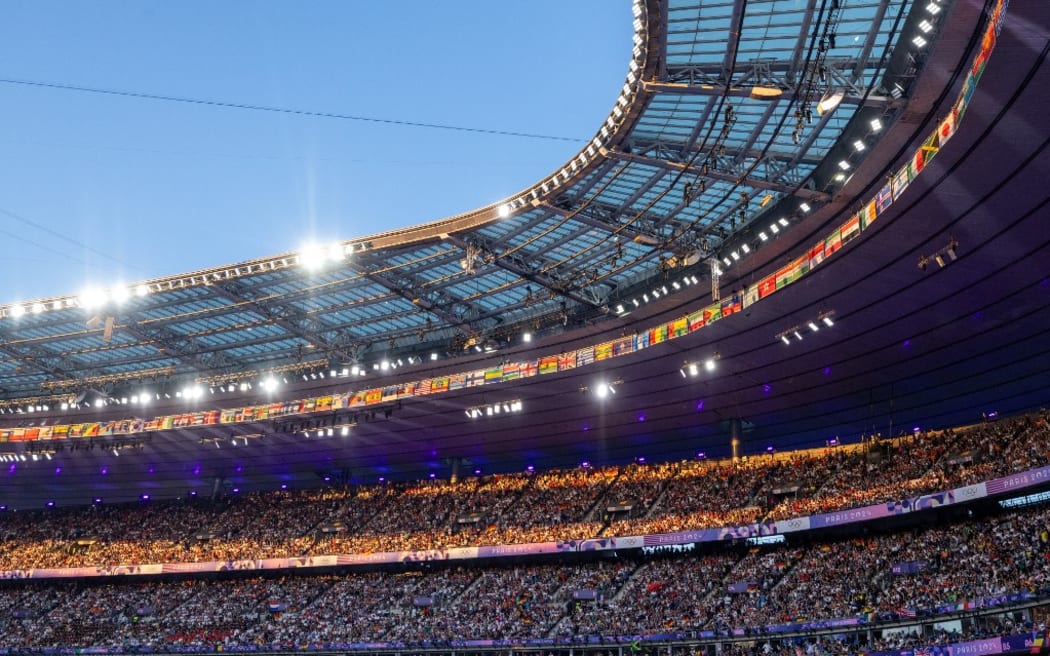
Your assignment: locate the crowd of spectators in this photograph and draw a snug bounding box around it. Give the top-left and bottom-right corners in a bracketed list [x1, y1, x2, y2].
[0, 411, 1047, 570]
[0, 504, 1047, 651]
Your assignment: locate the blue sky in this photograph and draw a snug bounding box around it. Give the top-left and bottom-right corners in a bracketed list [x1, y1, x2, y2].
[0, 1, 631, 302]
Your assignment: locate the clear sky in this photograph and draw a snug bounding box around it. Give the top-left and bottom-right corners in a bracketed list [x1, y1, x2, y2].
[0, 1, 631, 303]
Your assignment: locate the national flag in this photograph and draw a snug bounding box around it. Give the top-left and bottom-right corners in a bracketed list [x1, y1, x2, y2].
[520, 360, 538, 378]
[703, 303, 722, 324]
[917, 132, 939, 174]
[465, 369, 486, 388]
[858, 199, 877, 230]
[557, 353, 576, 370]
[743, 284, 759, 308]
[670, 317, 688, 338]
[595, 341, 613, 361]
[721, 293, 742, 317]
[365, 388, 383, 404]
[612, 336, 634, 356]
[808, 242, 825, 270]
[650, 324, 668, 345]
[417, 379, 433, 396]
[348, 391, 367, 406]
[539, 356, 559, 375]
[501, 363, 521, 381]
[315, 396, 334, 412]
[898, 607, 917, 618]
[840, 214, 861, 244]
[448, 374, 466, 391]
[937, 109, 957, 148]
[634, 331, 651, 349]
[484, 367, 503, 382]
[775, 265, 792, 290]
[875, 183, 893, 213]
[687, 309, 705, 331]
[51, 425, 68, 439]
[824, 229, 843, 259]
[431, 377, 450, 393]
[891, 167, 910, 200]
[576, 346, 595, 366]
[758, 275, 777, 298]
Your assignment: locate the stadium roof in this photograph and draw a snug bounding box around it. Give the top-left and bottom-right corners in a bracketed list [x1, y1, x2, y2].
[1, 0, 1048, 507]
[0, 0, 919, 403]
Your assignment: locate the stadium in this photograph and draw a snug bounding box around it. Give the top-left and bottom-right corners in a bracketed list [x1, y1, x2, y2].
[0, 0, 1048, 654]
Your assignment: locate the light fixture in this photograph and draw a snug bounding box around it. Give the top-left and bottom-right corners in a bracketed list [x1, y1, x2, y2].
[870, 117, 883, 132]
[741, 244, 750, 254]
[853, 140, 866, 152]
[781, 335, 791, 345]
[918, 19, 933, 33]
[769, 223, 780, 234]
[522, 332, 532, 343]
[816, 89, 845, 115]
[9, 305, 26, 318]
[704, 357, 717, 372]
[497, 204, 511, 218]
[913, 35, 927, 48]
[808, 321, 820, 332]
[926, 1, 941, 14]
[837, 160, 851, 171]
[794, 330, 803, 341]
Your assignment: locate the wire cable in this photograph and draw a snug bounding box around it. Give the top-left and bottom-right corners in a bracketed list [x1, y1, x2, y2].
[0, 77, 585, 143]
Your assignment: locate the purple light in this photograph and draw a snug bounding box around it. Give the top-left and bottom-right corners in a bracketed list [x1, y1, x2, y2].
[637, 456, 646, 463]
[903, 339, 912, 348]
[140, 494, 150, 501]
[8, 464, 15, 474]
[429, 473, 436, 479]
[54, 467, 61, 475]
[526, 465, 535, 472]
[379, 477, 385, 482]
[696, 400, 705, 412]
[280, 483, 288, 490]
[189, 490, 197, 497]
[474, 468, 481, 475]
[823, 366, 832, 377]
[232, 487, 240, 493]
[148, 466, 155, 474]
[46, 501, 55, 508]
[697, 451, 706, 459]
[193, 465, 201, 476]
[93, 497, 102, 504]
[581, 461, 590, 469]
[0, 505, 6, 511]
[323, 476, 331, 482]
[637, 413, 646, 422]
[913, 426, 921, 433]
[582, 424, 590, 432]
[100, 466, 108, 475]
[763, 384, 772, 394]
[235, 465, 243, 473]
